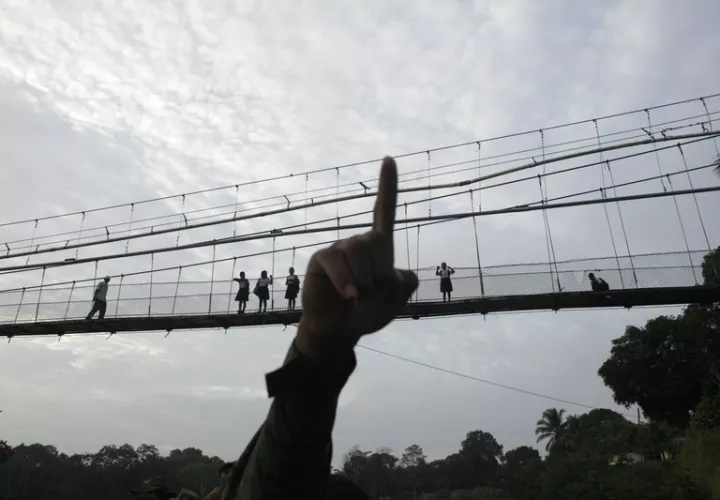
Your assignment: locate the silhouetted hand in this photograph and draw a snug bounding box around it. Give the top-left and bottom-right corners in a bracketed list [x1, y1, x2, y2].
[297, 157, 418, 359]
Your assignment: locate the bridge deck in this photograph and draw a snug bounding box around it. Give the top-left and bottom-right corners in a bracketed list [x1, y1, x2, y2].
[1, 286, 717, 338]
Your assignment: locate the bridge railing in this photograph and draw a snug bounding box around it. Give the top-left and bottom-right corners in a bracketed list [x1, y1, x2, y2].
[0, 250, 710, 324]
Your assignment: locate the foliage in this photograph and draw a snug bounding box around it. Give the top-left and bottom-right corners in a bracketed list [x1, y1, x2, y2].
[598, 315, 709, 427]
[692, 394, 720, 431]
[598, 248, 720, 428]
[679, 430, 720, 499]
[535, 408, 566, 451]
[0, 442, 222, 500]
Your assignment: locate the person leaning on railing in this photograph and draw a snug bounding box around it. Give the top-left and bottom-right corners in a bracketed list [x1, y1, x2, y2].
[221, 157, 418, 500]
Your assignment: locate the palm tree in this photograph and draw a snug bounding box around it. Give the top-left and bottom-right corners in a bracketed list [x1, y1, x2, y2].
[535, 408, 567, 452]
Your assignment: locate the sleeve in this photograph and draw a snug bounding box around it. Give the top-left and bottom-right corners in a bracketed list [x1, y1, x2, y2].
[229, 341, 356, 500]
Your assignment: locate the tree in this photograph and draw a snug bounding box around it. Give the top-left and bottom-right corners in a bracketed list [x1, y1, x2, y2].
[598, 315, 707, 427]
[459, 430, 503, 487]
[691, 393, 720, 431]
[503, 446, 543, 500]
[400, 444, 426, 469]
[0, 440, 12, 464]
[701, 246, 720, 287]
[400, 444, 426, 498]
[535, 408, 567, 451]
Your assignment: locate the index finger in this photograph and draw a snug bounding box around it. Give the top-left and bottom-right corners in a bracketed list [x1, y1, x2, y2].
[373, 156, 398, 236]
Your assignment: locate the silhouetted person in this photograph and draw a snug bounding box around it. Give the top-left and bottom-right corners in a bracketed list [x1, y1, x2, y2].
[285, 267, 300, 310]
[233, 271, 250, 314]
[85, 276, 110, 320]
[221, 157, 416, 500]
[436, 262, 455, 301]
[254, 270, 273, 313]
[204, 462, 234, 500]
[588, 272, 610, 292]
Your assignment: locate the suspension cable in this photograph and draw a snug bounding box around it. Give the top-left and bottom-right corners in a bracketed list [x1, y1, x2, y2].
[646, 110, 668, 192]
[677, 144, 712, 251]
[34, 266, 46, 321]
[469, 190, 485, 296]
[538, 131, 562, 292]
[404, 203, 411, 270]
[665, 175, 700, 285]
[538, 176, 557, 292]
[232, 187, 239, 238]
[149, 253, 155, 315]
[171, 266, 182, 315]
[700, 97, 720, 156]
[599, 188, 625, 289]
[594, 119, 636, 287]
[176, 195, 186, 247]
[125, 204, 134, 254]
[304, 174, 309, 230]
[114, 275, 124, 317]
[64, 281, 75, 320]
[271, 236, 277, 310]
[6, 112, 717, 256]
[427, 152, 432, 217]
[3, 182, 719, 276]
[25, 220, 38, 266]
[227, 257, 237, 314]
[3, 92, 719, 230]
[415, 224, 421, 302]
[5, 130, 719, 263]
[75, 213, 86, 259]
[209, 244, 217, 314]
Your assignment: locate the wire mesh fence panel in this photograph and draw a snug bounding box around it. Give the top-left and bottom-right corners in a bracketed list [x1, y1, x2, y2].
[0, 250, 714, 324]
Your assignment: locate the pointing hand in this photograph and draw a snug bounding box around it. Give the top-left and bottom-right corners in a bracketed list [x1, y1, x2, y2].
[297, 157, 418, 358]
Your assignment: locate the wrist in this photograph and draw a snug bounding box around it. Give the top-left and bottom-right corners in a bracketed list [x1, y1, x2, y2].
[296, 320, 356, 361]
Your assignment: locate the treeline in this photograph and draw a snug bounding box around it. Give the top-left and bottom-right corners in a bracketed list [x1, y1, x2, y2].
[0, 444, 223, 499]
[338, 407, 718, 500]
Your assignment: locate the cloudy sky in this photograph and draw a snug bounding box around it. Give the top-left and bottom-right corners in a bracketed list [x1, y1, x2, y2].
[1, 0, 720, 467]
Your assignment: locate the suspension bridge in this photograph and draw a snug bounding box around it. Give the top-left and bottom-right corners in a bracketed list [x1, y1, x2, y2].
[1, 93, 719, 339]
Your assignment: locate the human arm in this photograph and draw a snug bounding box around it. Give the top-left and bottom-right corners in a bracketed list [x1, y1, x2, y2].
[449, 267, 455, 275]
[435, 267, 441, 276]
[224, 157, 417, 500]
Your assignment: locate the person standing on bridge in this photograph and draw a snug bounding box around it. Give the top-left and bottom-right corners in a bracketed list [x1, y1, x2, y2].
[588, 272, 610, 292]
[285, 267, 300, 310]
[233, 271, 250, 314]
[85, 276, 110, 320]
[436, 262, 455, 301]
[254, 270, 273, 313]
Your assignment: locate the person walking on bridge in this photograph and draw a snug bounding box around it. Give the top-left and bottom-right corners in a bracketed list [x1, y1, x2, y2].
[436, 262, 455, 301]
[588, 272, 610, 292]
[85, 276, 110, 320]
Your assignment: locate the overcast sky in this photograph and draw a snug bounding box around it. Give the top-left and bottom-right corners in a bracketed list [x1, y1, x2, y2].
[1, 0, 720, 467]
